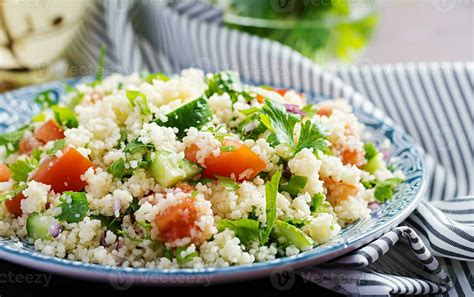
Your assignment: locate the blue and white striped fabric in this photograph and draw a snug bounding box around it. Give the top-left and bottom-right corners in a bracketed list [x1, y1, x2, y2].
[63, 1, 473, 295]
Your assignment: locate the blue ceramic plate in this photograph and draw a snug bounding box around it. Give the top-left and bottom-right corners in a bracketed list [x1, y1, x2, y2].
[0, 76, 426, 286]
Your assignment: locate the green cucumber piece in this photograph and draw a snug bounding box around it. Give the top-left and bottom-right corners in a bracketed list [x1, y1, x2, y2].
[272, 220, 313, 250]
[363, 155, 384, 174]
[156, 97, 212, 138]
[279, 175, 308, 197]
[26, 212, 59, 241]
[150, 151, 203, 187]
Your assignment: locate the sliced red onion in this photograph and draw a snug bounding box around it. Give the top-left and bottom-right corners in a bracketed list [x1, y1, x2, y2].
[284, 104, 306, 116]
[283, 165, 292, 179]
[113, 198, 121, 214]
[48, 222, 61, 238]
[116, 239, 124, 250]
[383, 150, 390, 160]
[368, 201, 380, 210]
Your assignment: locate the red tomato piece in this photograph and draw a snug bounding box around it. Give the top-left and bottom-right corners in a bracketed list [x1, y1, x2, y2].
[154, 199, 199, 243]
[184, 144, 200, 164]
[35, 119, 64, 144]
[201, 140, 266, 181]
[32, 147, 93, 193]
[4, 193, 24, 217]
[19, 136, 43, 155]
[0, 163, 10, 182]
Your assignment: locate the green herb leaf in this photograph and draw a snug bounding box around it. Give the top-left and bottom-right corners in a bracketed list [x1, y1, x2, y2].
[239, 107, 260, 116]
[216, 175, 240, 190]
[284, 218, 310, 228]
[31, 148, 42, 161]
[374, 178, 403, 203]
[364, 142, 378, 161]
[176, 246, 199, 265]
[0, 183, 27, 203]
[220, 145, 236, 152]
[301, 104, 318, 117]
[9, 157, 39, 182]
[311, 193, 330, 213]
[259, 99, 299, 148]
[259, 170, 281, 244]
[279, 175, 308, 197]
[46, 139, 65, 156]
[126, 90, 151, 116]
[67, 92, 84, 110]
[107, 158, 126, 179]
[145, 72, 169, 83]
[217, 218, 260, 246]
[123, 139, 154, 154]
[91, 214, 122, 235]
[56, 192, 89, 223]
[0, 131, 23, 155]
[52, 106, 78, 128]
[34, 89, 58, 109]
[295, 120, 328, 154]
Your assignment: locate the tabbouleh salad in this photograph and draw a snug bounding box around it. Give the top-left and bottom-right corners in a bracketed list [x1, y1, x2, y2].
[0, 68, 403, 268]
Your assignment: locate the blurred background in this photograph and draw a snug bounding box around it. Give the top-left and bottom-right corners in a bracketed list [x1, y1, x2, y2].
[0, 0, 472, 91]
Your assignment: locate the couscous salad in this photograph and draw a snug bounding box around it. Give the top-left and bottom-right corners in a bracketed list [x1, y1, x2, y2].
[0, 69, 403, 268]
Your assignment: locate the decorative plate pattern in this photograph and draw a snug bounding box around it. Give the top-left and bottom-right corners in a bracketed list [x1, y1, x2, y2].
[0, 77, 426, 286]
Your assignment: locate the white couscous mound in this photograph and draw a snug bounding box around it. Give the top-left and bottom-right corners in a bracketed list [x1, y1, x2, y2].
[0, 68, 404, 268]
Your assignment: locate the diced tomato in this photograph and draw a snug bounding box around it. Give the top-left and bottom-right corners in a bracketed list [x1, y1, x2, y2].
[32, 147, 93, 193]
[19, 136, 42, 155]
[184, 144, 200, 164]
[200, 140, 266, 181]
[275, 88, 288, 96]
[323, 177, 358, 206]
[35, 119, 64, 144]
[4, 193, 24, 216]
[0, 163, 10, 182]
[317, 106, 333, 117]
[154, 199, 199, 243]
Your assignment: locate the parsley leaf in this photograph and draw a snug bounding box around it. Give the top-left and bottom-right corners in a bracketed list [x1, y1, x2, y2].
[0, 183, 27, 203]
[46, 139, 65, 156]
[56, 192, 89, 223]
[295, 120, 328, 154]
[215, 175, 240, 190]
[91, 214, 122, 235]
[259, 170, 281, 244]
[123, 139, 154, 154]
[175, 246, 199, 265]
[217, 219, 260, 246]
[126, 90, 151, 116]
[260, 99, 299, 148]
[107, 158, 126, 179]
[0, 129, 27, 155]
[52, 106, 78, 128]
[145, 72, 169, 84]
[311, 193, 330, 213]
[9, 157, 39, 182]
[374, 178, 403, 203]
[260, 99, 328, 155]
[364, 142, 378, 161]
[284, 218, 311, 228]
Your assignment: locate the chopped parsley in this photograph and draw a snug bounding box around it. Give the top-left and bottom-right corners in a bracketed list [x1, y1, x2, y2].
[46, 139, 65, 156]
[259, 99, 328, 155]
[9, 157, 39, 182]
[126, 90, 151, 116]
[217, 218, 260, 246]
[259, 170, 281, 244]
[374, 178, 403, 203]
[364, 142, 378, 161]
[56, 192, 89, 223]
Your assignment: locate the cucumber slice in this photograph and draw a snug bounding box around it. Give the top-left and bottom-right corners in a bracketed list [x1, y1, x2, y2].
[26, 212, 59, 241]
[156, 97, 212, 138]
[272, 220, 313, 250]
[150, 151, 203, 187]
[363, 154, 384, 174]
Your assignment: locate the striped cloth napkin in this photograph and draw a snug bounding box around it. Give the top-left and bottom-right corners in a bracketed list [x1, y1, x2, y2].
[63, 1, 473, 295]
